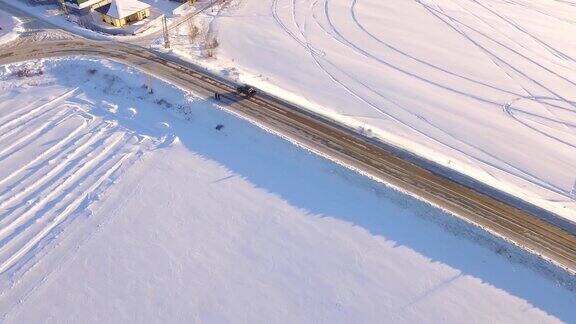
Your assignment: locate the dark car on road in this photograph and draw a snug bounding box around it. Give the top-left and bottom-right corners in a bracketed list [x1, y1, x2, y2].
[236, 85, 257, 97]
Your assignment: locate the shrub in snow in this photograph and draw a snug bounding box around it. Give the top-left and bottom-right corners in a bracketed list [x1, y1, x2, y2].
[14, 68, 44, 78]
[188, 25, 199, 40]
[204, 49, 215, 58]
[206, 37, 219, 49]
[154, 98, 174, 109]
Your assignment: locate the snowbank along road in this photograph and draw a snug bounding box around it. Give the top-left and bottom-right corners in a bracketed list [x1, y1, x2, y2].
[2, 33, 576, 274]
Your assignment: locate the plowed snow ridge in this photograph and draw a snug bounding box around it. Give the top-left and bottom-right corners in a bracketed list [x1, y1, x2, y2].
[0, 84, 162, 275]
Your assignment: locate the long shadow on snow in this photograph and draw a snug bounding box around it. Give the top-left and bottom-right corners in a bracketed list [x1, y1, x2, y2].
[172, 98, 576, 321]
[63, 66, 576, 321]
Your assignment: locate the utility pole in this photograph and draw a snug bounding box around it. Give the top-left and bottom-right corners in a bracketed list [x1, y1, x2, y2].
[162, 16, 170, 49]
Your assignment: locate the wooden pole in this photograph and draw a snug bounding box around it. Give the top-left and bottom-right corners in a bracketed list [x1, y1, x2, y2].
[162, 16, 170, 49]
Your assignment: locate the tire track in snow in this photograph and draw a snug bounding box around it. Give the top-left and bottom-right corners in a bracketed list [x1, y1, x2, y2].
[0, 88, 78, 137]
[508, 0, 576, 25]
[438, 0, 576, 136]
[0, 120, 106, 205]
[0, 120, 111, 211]
[418, 0, 576, 100]
[0, 149, 144, 322]
[271, 0, 324, 55]
[0, 132, 133, 276]
[465, 0, 576, 64]
[0, 118, 87, 188]
[311, 1, 532, 183]
[0, 150, 135, 275]
[411, 0, 576, 197]
[503, 97, 576, 149]
[0, 131, 128, 245]
[447, 0, 574, 71]
[291, 0, 521, 184]
[0, 106, 77, 161]
[346, 0, 524, 97]
[0, 96, 49, 121]
[0, 101, 67, 142]
[0, 95, 59, 124]
[284, 0, 575, 198]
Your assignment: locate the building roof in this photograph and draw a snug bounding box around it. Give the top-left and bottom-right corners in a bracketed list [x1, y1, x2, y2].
[65, 0, 105, 9]
[96, 0, 150, 19]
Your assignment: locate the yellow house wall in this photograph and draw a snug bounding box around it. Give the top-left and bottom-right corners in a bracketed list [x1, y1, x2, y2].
[100, 13, 123, 27]
[127, 8, 150, 21]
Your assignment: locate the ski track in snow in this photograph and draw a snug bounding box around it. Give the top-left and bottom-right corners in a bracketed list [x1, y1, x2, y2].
[0, 85, 163, 277]
[268, 0, 576, 200]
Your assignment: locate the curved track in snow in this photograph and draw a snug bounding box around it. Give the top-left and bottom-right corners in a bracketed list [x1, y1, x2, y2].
[268, 0, 576, 201]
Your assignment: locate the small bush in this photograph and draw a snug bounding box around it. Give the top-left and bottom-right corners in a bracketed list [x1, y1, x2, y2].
[154, 98, 172, 108]
[14, 68, 44, 78]
[207, 37, 219, 49]
[205, 49, 215, 58]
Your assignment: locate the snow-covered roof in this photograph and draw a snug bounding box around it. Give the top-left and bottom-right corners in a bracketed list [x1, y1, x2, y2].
[67, 0, 104, 9]
[96, 0, 150, 19]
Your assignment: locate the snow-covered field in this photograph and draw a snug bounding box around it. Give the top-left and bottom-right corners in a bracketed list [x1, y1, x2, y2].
[0, 57, 575, 322]
[165, 0, 576, 222]
[0, 9, 21, 44]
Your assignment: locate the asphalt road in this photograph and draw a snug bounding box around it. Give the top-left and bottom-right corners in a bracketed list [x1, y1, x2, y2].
[1, 5, 576, 273]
